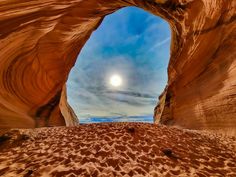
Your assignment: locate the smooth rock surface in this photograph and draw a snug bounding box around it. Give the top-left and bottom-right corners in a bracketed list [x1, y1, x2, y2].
[0, 0, 235, 135]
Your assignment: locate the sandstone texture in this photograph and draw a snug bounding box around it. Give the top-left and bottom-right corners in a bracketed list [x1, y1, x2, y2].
[0, 0, 235, 135]
[0, 123, 236, 176]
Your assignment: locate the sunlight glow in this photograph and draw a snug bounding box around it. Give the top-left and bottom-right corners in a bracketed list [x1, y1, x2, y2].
[110, 74, 122, 87]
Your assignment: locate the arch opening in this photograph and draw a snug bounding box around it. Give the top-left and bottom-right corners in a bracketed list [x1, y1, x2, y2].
[0, 0, 235, 136]
[67, 7, 171, 124]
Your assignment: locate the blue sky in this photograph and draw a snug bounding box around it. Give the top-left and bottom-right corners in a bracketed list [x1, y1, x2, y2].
[66, 7, 171, 123]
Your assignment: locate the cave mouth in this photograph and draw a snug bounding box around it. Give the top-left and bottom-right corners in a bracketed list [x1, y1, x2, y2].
[66, 7, 171, 124]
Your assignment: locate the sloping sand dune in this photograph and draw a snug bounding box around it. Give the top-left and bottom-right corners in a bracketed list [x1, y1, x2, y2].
[0, 123, 235, 177]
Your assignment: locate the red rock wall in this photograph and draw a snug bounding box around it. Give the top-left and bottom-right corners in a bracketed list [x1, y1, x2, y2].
[156, 0, 236, 136]
[0, 0, 235, 135]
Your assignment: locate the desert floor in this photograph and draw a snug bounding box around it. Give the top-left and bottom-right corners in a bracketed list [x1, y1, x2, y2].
[0, 122, 236, 177]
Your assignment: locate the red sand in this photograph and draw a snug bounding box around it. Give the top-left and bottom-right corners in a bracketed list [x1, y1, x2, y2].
[0, 123, 235, 177]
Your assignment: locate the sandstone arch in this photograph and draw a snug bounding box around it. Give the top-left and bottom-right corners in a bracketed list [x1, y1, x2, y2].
[0, 0, 235, 135]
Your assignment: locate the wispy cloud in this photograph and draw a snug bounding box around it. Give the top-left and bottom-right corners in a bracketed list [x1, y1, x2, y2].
[105, 90, 155, 98]
[149, 36, 171, 51]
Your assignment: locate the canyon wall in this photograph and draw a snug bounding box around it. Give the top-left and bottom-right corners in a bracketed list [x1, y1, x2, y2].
[155, 0, 236, 136]
[0, 0, 235, 135]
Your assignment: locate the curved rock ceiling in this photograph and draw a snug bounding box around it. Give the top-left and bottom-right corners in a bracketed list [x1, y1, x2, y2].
[0, 0, 235, 135]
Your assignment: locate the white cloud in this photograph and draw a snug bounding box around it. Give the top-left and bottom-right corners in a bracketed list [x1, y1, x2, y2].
[149, 37, 171, 51]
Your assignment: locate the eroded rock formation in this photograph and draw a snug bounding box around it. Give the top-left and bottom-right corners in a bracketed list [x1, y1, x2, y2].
[0, 0, 235, 134]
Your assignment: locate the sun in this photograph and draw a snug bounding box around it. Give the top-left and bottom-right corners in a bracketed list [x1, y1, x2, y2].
[110, 74, 122, 87]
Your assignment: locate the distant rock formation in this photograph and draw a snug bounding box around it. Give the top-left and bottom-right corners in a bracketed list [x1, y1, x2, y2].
[0, 0, 235, 135]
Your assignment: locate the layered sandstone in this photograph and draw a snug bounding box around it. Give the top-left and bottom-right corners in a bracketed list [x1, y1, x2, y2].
[155, 0, 236, 136]
[0, 0, 235, 135]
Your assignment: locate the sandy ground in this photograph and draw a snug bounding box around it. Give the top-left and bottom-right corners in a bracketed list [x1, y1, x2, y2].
[0, 122, 235, 177]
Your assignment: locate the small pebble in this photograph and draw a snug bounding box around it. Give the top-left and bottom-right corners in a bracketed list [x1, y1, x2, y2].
[162, 148, 173, 157]
[127, 127, 135, 133]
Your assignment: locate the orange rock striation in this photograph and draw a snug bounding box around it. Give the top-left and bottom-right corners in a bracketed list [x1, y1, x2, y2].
[0, 0, 235, 135]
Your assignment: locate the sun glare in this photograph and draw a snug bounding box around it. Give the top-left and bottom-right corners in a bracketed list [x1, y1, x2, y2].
[110, 74, 122, 87]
